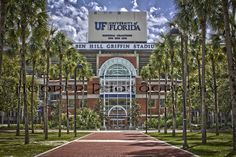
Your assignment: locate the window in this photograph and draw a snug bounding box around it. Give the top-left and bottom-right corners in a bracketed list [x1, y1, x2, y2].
[160, 99, 165, 107]
[68, 99, 74, 108]
[148, 99, 156, 108]
[50, 94, 60, 101]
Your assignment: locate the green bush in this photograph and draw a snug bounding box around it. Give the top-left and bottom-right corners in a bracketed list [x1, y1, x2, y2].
[76, 108, 101, 130]
[147, 118, 158, 129]
[176, 115, 183, 128]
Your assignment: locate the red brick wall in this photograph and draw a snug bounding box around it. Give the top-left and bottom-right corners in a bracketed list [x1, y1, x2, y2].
[87, 77, 100, 94]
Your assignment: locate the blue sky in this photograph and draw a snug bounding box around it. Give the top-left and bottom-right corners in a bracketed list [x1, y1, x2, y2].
[47, 0, 176, 43]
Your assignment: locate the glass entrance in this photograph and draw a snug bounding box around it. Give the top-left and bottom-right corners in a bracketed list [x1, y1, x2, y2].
[108, 105, 127, 129]
[99, 57, 137, 129]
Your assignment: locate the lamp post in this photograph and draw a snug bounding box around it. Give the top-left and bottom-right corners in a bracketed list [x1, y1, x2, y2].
[74, 63, 83, 137]
[170, 28, 188, 149]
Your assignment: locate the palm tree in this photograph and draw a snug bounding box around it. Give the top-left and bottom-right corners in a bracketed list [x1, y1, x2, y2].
[0, 0, 7, 77]
[221, 0, 236, 150]
[166, 34, 177, 137]
[63, 58, 70, 134]
[54, 32, 71, 137]
[44, 35, 50, 140]
[162, 42, 170, 135]
[150, 46, 164, 133]
[174, 20, 193, 133]
[19, 1, 30, 144]
[63, 47, 81, 134]
[29, 38, 41, 134]
[208, 34, 224, 135]
[17, 0, 47, 144]
[140, 65, 150, 132]
[79, 59, 93, 108]
[29, 5, 48, 134]
[191, 0, 216, 144]
[141, 64, 155, 119]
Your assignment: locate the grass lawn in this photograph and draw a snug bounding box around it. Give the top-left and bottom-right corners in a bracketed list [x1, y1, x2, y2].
[0, 131, 89, 157]
[149, 132, 236, 157]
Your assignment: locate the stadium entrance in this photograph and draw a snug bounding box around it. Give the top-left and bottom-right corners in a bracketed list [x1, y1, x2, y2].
[99, 57, 136, 129]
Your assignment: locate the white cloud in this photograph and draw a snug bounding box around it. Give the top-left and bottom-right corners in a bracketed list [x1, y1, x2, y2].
[120, 8, 128, 12]
[169, 11, 175, 18]
[150, 7, 160, 13]
[132, 0, 138, 9]
[131, 8, 140, 12]
[88, 2, 107, 11]
[61, 25, 77, 40]
[68, 0, 77, 4]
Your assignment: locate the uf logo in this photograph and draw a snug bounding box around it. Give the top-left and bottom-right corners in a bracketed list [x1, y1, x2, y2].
[95, 22, 107, 30]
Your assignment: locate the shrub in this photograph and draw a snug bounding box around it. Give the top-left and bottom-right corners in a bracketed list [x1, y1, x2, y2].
[76, 108, 101, 130]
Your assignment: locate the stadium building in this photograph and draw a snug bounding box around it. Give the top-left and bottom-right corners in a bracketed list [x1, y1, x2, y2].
[1, 12, 171, 129]
[65, 11, 169, 129]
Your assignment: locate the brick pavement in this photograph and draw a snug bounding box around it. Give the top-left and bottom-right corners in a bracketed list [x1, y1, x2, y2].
[37, 132, 197, 157]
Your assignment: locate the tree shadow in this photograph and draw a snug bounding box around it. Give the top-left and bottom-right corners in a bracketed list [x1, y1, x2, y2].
[126, 148, 194, 157]
[225, 150, 236, 157]
[129, 142, 169, 147]
[190, 148, 218, 156]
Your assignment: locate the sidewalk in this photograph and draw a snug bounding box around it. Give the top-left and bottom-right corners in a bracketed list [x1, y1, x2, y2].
[36, 132, 198, 157]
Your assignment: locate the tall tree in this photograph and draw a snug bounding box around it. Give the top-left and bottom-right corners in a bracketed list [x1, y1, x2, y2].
[28, 7, 48, 134]
[63, 47, 81, 134]
[221, 0, 236, 150]
[17, 0, 47, 144]
[191, 0, 216, 144]
[54, 32, 71, 137]
[166, 34, 177, 137]
[150, 48, 163, 133]
[0, 0, 7, 77]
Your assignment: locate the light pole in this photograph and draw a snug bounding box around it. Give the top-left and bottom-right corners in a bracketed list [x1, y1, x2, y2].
[74, 63, 83, 137]
[170, 27, 188, 149]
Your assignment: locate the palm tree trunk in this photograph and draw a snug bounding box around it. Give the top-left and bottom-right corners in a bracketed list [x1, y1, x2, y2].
[65, 68, 69, 134]
[200, 18, 207, 144]
[0, 0, 6, 77]
[170, 43, 176, 137]
[222, 0, 236, 150]
[31, 59, 35, 134]
[185, 35, 192, 133]
[58, 52, 62, 137]
[74, 68, 77, 137]
[211, 56, 219, 135]
[21, 23, 29, 144]
[231, 1, 236, 55]
[196, 47, 202, 96]
[7, 111, 10, 128]
[164, 73, 167, 134]
[196, 46, 202, 128]
[44, 51, 49, 140]
[174, 77, 178, 127]
[148, 78, 151, 117]
[187, 71, 192, 132]
[181, 33, 188, 148]
[82, 76, 85, 108]
[158, 70, 161, 133]
[16, 68, 22, 136]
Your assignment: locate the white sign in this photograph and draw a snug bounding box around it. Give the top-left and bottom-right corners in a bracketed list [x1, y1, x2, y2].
[88, 12, 147, 42]
[74, 43, 156, 50]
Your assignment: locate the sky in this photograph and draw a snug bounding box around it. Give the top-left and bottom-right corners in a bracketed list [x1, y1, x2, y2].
[47, 0, 176, 43]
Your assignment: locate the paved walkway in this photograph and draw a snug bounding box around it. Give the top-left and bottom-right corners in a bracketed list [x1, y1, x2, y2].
[37, 132, 197, 157]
